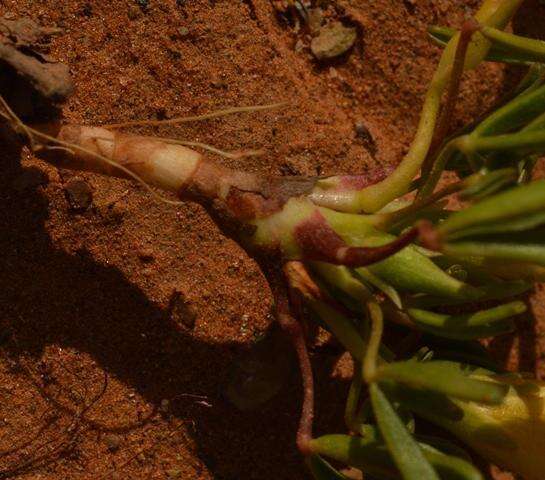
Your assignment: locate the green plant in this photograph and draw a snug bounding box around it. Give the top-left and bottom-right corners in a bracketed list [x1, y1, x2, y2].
[3, 0, 545, 478]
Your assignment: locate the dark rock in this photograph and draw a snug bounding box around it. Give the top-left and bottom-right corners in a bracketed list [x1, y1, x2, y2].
[137, 248, 155, 263]
[128, 6, 142, 20]
[64, 177, 93, 211]
[104, 434, 122, 452]
[169, 290, 197, 329]
[135, 0, 149, 11]
[178, 26, 189, 37]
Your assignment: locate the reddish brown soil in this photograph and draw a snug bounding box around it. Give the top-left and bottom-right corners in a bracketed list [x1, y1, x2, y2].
[1, 1, 545, 479]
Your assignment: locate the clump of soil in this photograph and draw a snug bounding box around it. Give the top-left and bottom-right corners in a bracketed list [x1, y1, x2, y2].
[1, 1, 544, 479]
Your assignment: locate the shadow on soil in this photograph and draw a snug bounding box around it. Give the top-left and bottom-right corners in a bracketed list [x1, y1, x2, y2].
[0, 130, 347, 479]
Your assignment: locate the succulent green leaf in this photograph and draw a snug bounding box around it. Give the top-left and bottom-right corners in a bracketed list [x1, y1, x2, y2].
[445, 211, 545, 241]
[468, 83, 545, 139]
[310, 431, 482, 480]
[428, 25, 530, 65]
[354, 267, 402, 308]
[418, 444, 484, 480]
[311, 301, 365, 360]
[309, 433, 398, 480]
[365, 246, 479, 300]
[408, 280, 531, 308]
[307, 455, 351, 480]
[439, 180, 545, 236]
[480, 26, 545, 64]
[375, 360, 510, 404]
[322, 208, 480, 300]
[370, 383, 440, 480]
[466, 130, 545, 158]
[413, 319, 514, 340]
[460, 168, 518, 200]
[416, 435, 472, 462]
[422, 338, 502, 372]
[443, 238, 545, 266]
[380, 382, 466, 422]
[408, 301, 525, 327]
[430, 350, 502, 372]
[311, 262, 372, 304]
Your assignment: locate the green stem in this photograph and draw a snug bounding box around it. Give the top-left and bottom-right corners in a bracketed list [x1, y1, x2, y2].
[428, 24, 531, 65]
[418, 139, 463, 199]
[345, 360, 363, 432]
[363, 301, 383, 383]
[350, 0, 523, 212]
[311, 301, 366, 360]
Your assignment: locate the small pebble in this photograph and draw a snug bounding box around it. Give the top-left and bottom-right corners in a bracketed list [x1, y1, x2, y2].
[353, 120, 377, 157]
[137, 453, 147, 463]
[64, 177, 93, 211]
[104, 433, 122, 452]
[128, 6, 141, 19]
[160, 398, 170, 412]
[294, 39, 305, 53]
[354, 121, 368, 137]
[307, 8, 323, 34]
[135, 0, 149, 11]
[141, 267, 155, 277]
[169, 290, 197, 329]
[166, 469, 182, 479]
[81, 3, 92, 17]
[311, 22, 357, 60]
[137, 248, 155, 263]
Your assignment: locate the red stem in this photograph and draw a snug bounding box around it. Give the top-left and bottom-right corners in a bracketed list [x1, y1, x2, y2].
[270, 270, 315, 456]
[422, 19, 479, 177]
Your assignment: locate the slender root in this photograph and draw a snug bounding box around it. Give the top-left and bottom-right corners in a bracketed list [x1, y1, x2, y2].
[103, 102, 288, 129]
[159, 137, 265, 159]
[271, 266, 315, 456]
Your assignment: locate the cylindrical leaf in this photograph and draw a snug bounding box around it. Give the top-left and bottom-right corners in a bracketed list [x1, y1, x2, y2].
[439, 180, 545, 236]
[307, 455, 351, 480]
[375, 360, 509, 404]
[370, 383, 440, 480]
[310, 432, 483, 480]
[480, 26, 545, 64]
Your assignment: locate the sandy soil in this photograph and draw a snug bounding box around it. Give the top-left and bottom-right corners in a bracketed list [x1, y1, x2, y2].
[1, 0, 544, 479]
